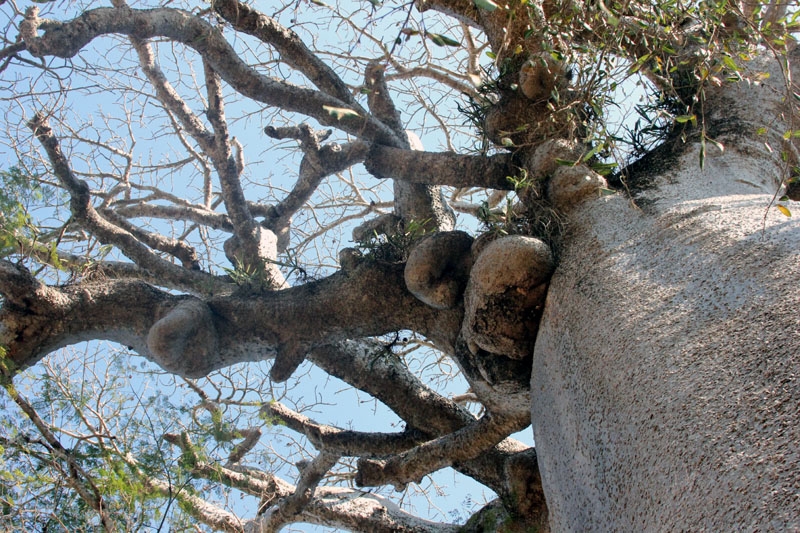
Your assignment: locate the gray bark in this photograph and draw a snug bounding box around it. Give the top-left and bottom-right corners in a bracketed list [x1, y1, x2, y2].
[532, 50, 800, 530]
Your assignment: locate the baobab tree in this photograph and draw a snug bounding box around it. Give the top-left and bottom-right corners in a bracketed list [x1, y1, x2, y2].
[0, 0, 798, 531]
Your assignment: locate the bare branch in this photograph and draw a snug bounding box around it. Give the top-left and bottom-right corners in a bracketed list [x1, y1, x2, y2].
[100, 209, 201, 270]
[192, 461, 458, 533]
[264, 402, 425, 456]
[199, 60, 289, 286]
[26, 113, 225, 294]
[263, 125, 371, 233]
[129, 36, 215, 152]
[19, 6, 401, 144]
[356, 412, 529, 490]
[211, 0, 360, 109]
[255, 452, 339, 532]
[110, 203, 233, 231]
[145, 476, 245, 532]
[2, 383, 118, 532]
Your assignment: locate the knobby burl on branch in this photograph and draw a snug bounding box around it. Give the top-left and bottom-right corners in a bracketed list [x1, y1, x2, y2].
[5, 28, 610, 412]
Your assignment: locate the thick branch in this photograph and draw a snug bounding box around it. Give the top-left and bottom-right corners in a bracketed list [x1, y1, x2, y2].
[130, 36, 215, 151]
[416, 0, 539, 59]
[365, 145, 517, 190]
[301, 487, 460, 533]
[211, 261, 461, 381]
[185, 445, 458, 532]
[192, 462, 458, 533]
[356, 412, 529, 490]
[19, 6, 400, 144]
[414, 0, 481, 28]
[0, 261, 68, 313]
[204, 60, 251, 233]
[0, 260, 461, 382]
[0, 271, 171, 375]
[308, 341, 471, 434]
[212, 0, 359, 109]
[194, 463, 294, 506]
[200, 61, 288, 285]
[365, 61, 406, 137]
[307, 340, 536, 501]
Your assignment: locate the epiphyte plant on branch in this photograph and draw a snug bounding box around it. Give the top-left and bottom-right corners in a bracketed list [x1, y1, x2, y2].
[0, 0, 798, 531]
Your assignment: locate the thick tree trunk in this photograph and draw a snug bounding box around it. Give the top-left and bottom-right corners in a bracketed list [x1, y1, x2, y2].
[532, 50, 800, 530]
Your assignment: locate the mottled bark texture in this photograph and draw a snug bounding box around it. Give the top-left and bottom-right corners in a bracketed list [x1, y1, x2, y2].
[0, 259, 461, 380]
[4, 0, 798, 531]
[533, 50, 800, 530]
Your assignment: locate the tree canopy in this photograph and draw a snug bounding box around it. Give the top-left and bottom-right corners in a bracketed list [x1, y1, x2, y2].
[0, 0, 797, 531]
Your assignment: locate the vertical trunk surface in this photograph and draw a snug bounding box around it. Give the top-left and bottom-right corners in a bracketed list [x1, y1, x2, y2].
[532, 51, 800, 531]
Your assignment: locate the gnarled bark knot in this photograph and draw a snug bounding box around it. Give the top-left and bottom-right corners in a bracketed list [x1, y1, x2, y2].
[524, 139, 609, 212]
[405, 232, 554, 359]
[146, 298, 219, 378]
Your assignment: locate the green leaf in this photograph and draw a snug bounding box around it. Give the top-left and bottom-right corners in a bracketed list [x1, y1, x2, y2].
[674, 114, 696, 123]
[590, 162, 619, 176]
[48, 242, 64, 271]
[581, 144, 603, 162]
[322, 105, 360, 120]
[721, 55, 739, 72]
[474, 0, 499, 11]
[598, 0, 620, 27]
[628, 54, 651, 75]
[427, 33, 460, 47]
[486, 51, 497, 59]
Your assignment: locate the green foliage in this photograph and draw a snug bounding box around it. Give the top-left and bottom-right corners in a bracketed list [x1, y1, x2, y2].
[258, 403, 286, 427]
[0, 351, 205, 531]
[427, 32, 461, 47]
[460, 1, 797, 168]
[0, 167, 45, 259]
[223, 258, 276, 292]
[355, 218, 430, 262]
[458, 64, 508, 153]
[477, 172, 565, 248]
